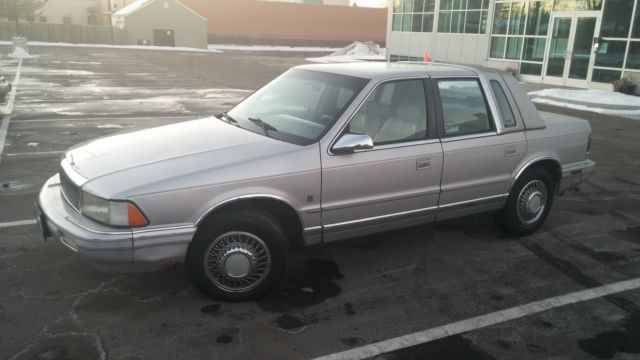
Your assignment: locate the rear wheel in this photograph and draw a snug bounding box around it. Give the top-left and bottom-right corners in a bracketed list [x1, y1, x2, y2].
[186, 209, 287, 300]
[499, 167, 554, 236]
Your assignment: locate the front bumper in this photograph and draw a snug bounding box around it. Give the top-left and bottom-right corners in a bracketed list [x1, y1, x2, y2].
[558, 159, 596, 193]
[37, 174, 194, 272]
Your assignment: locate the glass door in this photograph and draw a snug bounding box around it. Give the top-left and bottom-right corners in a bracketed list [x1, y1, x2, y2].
[543, 14, 600, 87]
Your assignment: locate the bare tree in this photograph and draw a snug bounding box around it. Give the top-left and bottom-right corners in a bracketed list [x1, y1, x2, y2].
[1, 0, 48, 35]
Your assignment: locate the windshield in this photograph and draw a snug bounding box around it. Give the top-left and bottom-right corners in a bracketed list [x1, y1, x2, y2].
[226, 69, 369, 145]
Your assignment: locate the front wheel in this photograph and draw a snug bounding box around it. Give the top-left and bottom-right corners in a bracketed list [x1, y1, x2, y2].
[186, 209, 287, 300]
[498, 168, 554, 236]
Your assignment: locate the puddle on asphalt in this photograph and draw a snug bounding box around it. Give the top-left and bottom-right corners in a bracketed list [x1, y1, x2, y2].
[258, 258, 344, 313]
[578, 312, 640, 359]
[344, 302, 356, 315]
[275, 314, 306, 333]
[200, 303, 221, 314]
[372, 334, 495, 360]
[609, 225, 640, 244]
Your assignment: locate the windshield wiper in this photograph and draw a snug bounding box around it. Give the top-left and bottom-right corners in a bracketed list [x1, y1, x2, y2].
[217, 112, 238, 124]
[248, 117, 278, 134]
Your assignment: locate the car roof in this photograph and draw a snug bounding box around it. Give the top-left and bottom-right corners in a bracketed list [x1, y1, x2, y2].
[293, 61, 479, 80]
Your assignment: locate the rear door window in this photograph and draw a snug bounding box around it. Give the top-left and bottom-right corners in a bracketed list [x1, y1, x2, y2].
[490, 80, 517, 128]
[436, 79, 493, 137]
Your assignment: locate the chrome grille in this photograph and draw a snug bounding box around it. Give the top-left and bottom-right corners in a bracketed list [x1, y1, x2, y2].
[60, 170, 81, 211]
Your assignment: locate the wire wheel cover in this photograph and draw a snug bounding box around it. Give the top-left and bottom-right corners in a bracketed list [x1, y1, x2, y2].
[204, 231, 271, 292]
[516, 179, 547, 225]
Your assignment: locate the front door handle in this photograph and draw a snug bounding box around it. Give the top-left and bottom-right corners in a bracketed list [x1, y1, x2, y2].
[416, 158, 431, 170]
[505, 144, 517, 157]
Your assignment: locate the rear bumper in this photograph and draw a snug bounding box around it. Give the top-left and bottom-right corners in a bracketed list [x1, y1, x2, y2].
[558, 159, 595, 193]
[37, 174, 194, 272]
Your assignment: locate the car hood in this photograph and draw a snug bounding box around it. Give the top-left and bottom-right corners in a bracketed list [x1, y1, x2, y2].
[65, 117, 279, 182]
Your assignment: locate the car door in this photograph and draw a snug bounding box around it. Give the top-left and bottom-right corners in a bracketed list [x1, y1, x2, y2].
[320, 78, 443, 242]
[432, 76, 526, 220]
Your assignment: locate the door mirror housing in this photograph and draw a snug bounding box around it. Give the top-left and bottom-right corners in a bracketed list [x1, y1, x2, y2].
[332, 133, 374, 154]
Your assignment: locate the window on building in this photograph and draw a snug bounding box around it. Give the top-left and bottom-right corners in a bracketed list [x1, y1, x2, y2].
[62, 16, 72, 25]
[627, 42, 640, 70]
[634, 3, 640, 38]
[552, 0, 602, 11]
[601, 0, 634, 38]
[489, 0, 550, 75]
[437, 0, 488, 34]
[392, 0, 435, 33]
[39, 16, 47, 23]
[87, 15, 98, 25]
[437, 79, 492, 137]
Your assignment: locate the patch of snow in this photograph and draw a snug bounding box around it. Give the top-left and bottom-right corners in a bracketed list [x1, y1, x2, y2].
[306, 41, 386, 63]
[531, 98, 640, 120]
[8, 47, 34, 59]
[0, 40, 221, 53]
[97, 124, 125, 128]
[208, 44, 338, 52]
[529, 89, 640, 107]
[113, 0, 151, 16]
[27, 142, 39, 147]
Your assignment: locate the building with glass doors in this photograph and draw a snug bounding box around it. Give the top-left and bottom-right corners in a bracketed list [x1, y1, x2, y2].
[386, 0, 640, 89]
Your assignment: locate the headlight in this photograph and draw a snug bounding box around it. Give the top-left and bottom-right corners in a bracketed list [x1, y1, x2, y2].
[81, 192, 148, 227]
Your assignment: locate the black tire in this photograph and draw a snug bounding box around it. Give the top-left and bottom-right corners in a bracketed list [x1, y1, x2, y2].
[498, 167, 554, 236]
[186, 209, 287, 301]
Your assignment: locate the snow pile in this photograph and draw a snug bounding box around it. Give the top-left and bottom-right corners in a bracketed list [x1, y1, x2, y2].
[529, 89, 640, 107]
[208, 44, 338, 52]
[0, 40, 220, 53]
[329, 41, 384, 57]
[529, 88, 640, 120]
[307, 41, 386, 63]
[9, 46, 33, 59]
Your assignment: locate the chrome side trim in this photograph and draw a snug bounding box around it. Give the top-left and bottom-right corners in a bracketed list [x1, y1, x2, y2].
[65, 216, 132, 236]
[304, 226, 322, 232]
[324, 206, 438, 229]
[508, 156, 560, 191]
[60, 158, 88, 186]
[438, 193, 508, 210]
[440, 132, 498, 143]
[195, 194, 305, 227]
[132, 225, 196, 235]
[322, 189, 440, 211]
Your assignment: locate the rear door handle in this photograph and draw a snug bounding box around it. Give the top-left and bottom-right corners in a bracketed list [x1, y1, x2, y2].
[505, 144, 517, 157]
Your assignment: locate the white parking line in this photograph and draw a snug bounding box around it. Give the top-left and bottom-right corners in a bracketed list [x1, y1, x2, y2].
[6, 150, 64, 157]
[0, 59, 23, 166]
[0, 219, 37, 229]
[314, 277, 640, 360]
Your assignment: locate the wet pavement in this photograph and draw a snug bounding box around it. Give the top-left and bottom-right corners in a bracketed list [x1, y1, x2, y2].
[1, 45, 640, 360]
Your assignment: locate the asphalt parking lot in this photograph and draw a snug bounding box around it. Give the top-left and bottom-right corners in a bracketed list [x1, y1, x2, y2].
[1, 45, 640, 360]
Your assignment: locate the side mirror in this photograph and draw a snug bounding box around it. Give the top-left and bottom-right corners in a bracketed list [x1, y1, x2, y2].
[332, 133, 374, 154]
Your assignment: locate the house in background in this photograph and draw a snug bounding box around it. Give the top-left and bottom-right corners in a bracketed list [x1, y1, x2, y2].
[30, 0, 102, 25]
[111, 0, 207, 48]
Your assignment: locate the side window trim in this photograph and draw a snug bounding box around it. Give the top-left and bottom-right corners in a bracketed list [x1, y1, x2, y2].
[490, 79, 517, 128]
[431, 77, 496, 139]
